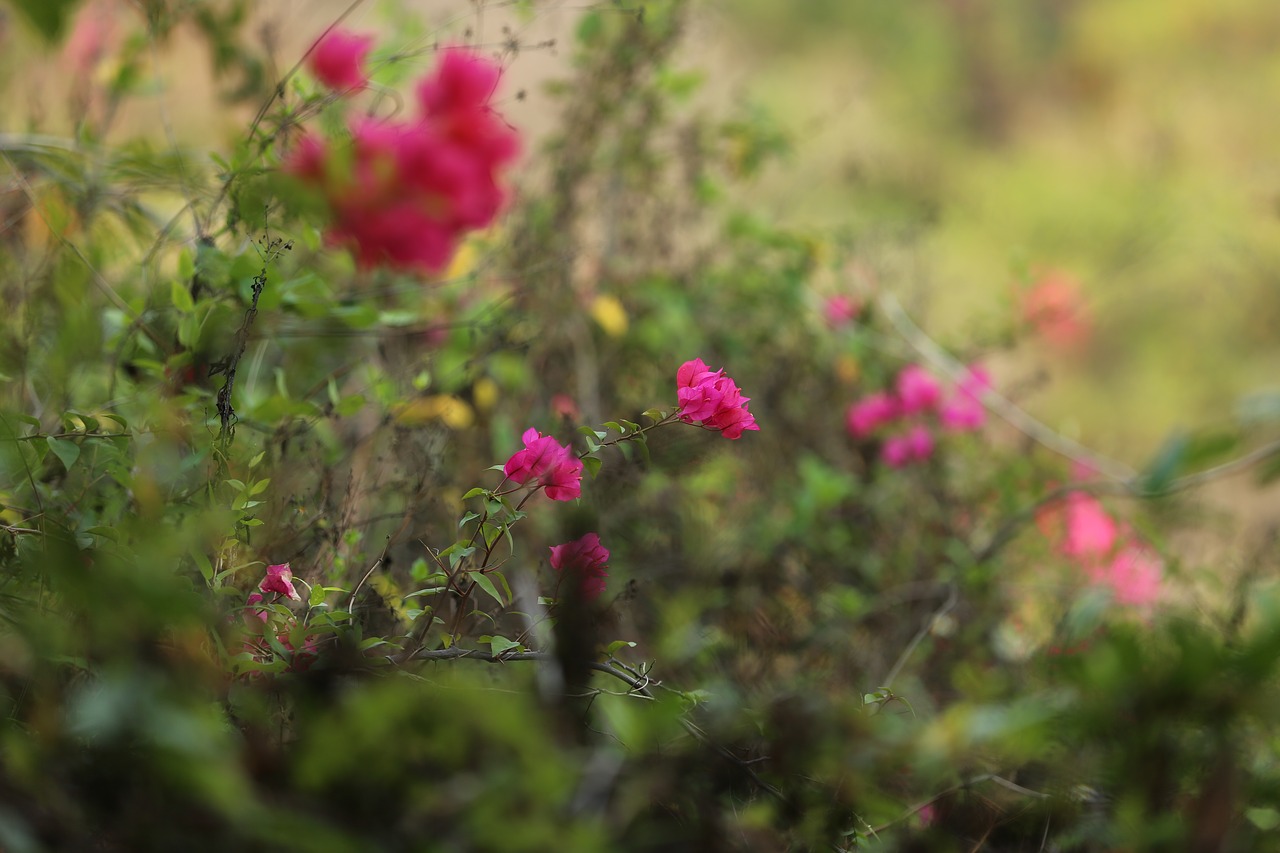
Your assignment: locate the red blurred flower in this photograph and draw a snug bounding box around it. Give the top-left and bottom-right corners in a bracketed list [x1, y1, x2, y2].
[1021, 271, 1091, 350]
[549, 533, 610, 602]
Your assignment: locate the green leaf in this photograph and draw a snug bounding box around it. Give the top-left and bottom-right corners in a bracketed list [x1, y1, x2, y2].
[462, 487, 489, 500]
[83, 526, 118, 541]
[603, 640, 636, 656]
[576, 9, 603, 43]
[1247, 807, 1280, 831]
[225, 479, 246, 492]
[1138, 431, 1189, 495]
[45, 435, 79, 472]
[11, 0, 81, 41]
[309, 584, 326, 607]
[170, 280, 195, 313]
[335, 394, 366, 417]
[470, 572, 505, 606]
[488, 635, 522, 655]
[248, 478, 271, 496]
[583, 455, 603, 479]
[404, 587, 447, 599]
[491, 571, 513, 603]
[193, 551, 214, 583]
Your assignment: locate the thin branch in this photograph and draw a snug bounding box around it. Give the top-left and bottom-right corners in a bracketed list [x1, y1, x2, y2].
[864, 773, 1050, 836]
[881, 582, 958, 689]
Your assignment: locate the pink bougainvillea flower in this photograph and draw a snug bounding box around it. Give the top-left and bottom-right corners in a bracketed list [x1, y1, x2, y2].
[307, 29, 375, 91]
[1021, 271, 1091, 350]
[503, 428, 582, 501]
[895, 365, 942, 415]
[676, 359, 760, 439]
[881, 425, 934, 468]
[549, 533, 610, 602]
[1059, 493, 1118, 560]
[940, 365, 991, 433]
[259, 563, 302, 602]
[823, 295, 860, 329]
[550, 393, 580, 422]
[1087, 545, 1162, 607]
[846, 391, 899, 438]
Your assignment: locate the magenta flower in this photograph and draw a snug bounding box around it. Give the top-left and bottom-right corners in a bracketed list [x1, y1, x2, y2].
[259, 563, 302, 602]
[895, 365, 942, 415]
[676, 359, 760, 440]
[307, 29, 374, 91]
[846, 392, 899, 438]
[504, 428, 582, 501]
[549, 533, 610, 602]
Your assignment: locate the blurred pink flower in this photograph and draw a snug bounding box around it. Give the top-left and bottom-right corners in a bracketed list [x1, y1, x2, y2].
[62, 0, 117, 77]
[551, 394, 580, 422]
[895, 365, 942, 415]
[1021, 271, 1091, 350]
[677, 359, 760, 440]
[882, 425, 934, 467]
[549, 532, 610, 602]
[307, 29, 374, 91]
[939, 365, 990, 433]
[1088, 546, 1162, 607]
[259, 563, 301, 602]
[846, 392, 899, 438]
[504, 428, 582, 501]
[823, 295, 860, 329]
[1059, 493, 1118, 560]
[245, 592, 269, 624]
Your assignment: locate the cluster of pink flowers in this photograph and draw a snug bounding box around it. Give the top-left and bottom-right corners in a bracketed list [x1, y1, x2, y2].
[1040, 491, 1162, 607]
[503, 428, 583, 501]
[846, 364, 989, 467]
[676, 359, 760, 440]
[549, 533, 610, 602]
[288, 31, 519, 271]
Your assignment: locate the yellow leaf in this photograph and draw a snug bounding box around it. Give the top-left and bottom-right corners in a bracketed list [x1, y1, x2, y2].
[472, 377, 499, 413]
[590, 294, 629, 338]
[393, 395, 475, 429]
